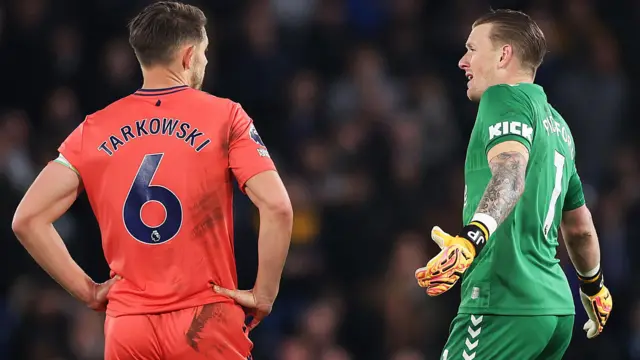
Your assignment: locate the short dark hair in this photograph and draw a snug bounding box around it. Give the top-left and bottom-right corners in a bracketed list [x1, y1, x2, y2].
[128, 1, 207, 67]
[473, 9, 546, 73]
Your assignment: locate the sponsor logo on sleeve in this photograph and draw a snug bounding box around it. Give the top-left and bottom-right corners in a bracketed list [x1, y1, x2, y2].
[249, 124, 270, 158]
[249, 124, 266, 147]
[488, 121, 533, 142]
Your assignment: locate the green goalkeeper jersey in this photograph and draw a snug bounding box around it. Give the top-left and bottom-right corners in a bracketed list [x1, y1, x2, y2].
[459, 83, 585, 316]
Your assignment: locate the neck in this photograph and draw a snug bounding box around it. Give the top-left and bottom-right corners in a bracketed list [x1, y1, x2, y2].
[496, 72, 535, 86]
[141, 66, 188, 89]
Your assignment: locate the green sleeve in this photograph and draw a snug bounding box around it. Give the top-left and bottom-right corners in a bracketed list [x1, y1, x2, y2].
[564, 168, 585, 211]
[477, 85, 535, 155]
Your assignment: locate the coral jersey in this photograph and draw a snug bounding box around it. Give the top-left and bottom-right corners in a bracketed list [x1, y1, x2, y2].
[57, 85, 276, 317]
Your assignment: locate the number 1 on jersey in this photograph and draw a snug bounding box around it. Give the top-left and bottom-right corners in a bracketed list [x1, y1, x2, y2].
[123, 153, 183, 244]
[543, 151, 565, 237]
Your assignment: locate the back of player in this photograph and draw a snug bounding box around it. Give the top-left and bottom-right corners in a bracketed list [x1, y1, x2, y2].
[62, 87, 271, 316]
[56, 4, 275, 360]
[12, 2, 292, 360]
[59, 87, 268, 359]
[444, 83, 579, 360]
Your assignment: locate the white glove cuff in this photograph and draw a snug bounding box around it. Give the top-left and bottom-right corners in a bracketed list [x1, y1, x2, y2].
[471, 213, 498, 237]
[577, 264, 600, 278]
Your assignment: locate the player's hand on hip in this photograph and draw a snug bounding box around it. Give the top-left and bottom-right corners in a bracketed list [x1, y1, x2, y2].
[213, 285, 273, 331]
[87, 275, 121, 311]
[578, 269, 612, 339]
[414, 226, 476, 297]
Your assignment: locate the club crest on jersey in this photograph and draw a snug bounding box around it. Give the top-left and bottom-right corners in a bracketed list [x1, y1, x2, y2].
[249, 124, 265, 147]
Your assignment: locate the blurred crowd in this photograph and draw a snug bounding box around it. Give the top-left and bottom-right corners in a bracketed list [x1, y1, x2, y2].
[1, 0, 639, 359]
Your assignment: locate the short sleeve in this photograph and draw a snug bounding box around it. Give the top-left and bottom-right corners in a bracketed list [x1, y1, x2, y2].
[478, 85, 535, 154]
[56, 119, 87, 177]
[563, 168, 585, 211]
[228, 103, 276, 192]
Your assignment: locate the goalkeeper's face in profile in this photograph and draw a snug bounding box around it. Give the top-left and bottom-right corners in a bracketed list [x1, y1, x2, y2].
[459, 10, 547, 102]
[458, 23, 505, 102]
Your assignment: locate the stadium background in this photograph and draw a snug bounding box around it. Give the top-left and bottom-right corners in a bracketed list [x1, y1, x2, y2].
[0, 0, 637, 359]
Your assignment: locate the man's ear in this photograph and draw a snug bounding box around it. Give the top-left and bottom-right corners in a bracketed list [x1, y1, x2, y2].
[181, 45, 196, 70]
[498, 44, 514, 68]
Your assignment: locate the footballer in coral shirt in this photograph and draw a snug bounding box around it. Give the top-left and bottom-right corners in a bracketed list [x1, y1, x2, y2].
[12, 2, 292, 359]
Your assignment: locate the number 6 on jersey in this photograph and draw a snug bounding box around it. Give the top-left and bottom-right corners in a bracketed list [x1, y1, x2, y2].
[123, 153, 183, 244]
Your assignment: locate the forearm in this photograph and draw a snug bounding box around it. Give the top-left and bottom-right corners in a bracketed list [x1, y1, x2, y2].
[254, 208, 292, 303]
[562, 224, 601, 276]
[475, 151, 527, 229]
[13, 222, 94, 303]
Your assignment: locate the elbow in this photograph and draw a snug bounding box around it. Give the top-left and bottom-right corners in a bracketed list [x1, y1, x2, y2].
[264, 199, 294, 227]
[276, 200, 294, 226]
[275, 201, 294, 234]
[12, 207, 47, 239]
[562, 223, 594, 247]
[562, 206, 594, 244]
[12, 211, 33, 239]
[564, 226, 592, 243]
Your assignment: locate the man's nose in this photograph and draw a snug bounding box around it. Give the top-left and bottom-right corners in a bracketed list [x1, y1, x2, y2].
[458, 57, 469, 70]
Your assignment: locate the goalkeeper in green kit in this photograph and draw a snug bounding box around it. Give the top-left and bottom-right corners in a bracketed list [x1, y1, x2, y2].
[414, 9, 613, 360]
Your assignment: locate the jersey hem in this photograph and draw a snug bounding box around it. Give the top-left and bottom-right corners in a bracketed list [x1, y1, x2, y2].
[237, 168, 277, 194]
[458, 306, 575, 316]
[52, 157, 80, 175]
[52, 159, 79, 175]
[485, 134, 532, 156]
[563, 200, 586, 212]
[106, 293, 234, 317]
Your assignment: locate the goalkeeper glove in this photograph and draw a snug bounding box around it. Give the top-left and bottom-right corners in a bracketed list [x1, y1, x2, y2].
[578, 268, 612, 339]
[415, 222, 489, 296]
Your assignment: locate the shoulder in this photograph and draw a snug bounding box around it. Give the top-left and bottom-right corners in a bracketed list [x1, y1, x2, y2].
[181, 90, 247, 126]
[85, 95, 139, 124]
[475, 84, 537, 146]
[188, 89, 240, 111]
[478, 84, 534, 119]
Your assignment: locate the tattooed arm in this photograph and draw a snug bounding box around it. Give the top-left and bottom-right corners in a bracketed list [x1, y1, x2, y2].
[413, 140, 531, 296]
[475, 141, 530, 227]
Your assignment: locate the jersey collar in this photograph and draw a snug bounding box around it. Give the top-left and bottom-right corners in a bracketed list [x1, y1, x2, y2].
[134, 85, 189, 96]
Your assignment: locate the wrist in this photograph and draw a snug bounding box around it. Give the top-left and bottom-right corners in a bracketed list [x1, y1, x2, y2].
[577, 264, 600, 278]
[471, 213, 497, 237]
[252, 283, 278, 305]
[578, 265, 604, 297]
[460, 221, 489, 256]
[253, 293, 276, 307]
[74, 277, 97, 305]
